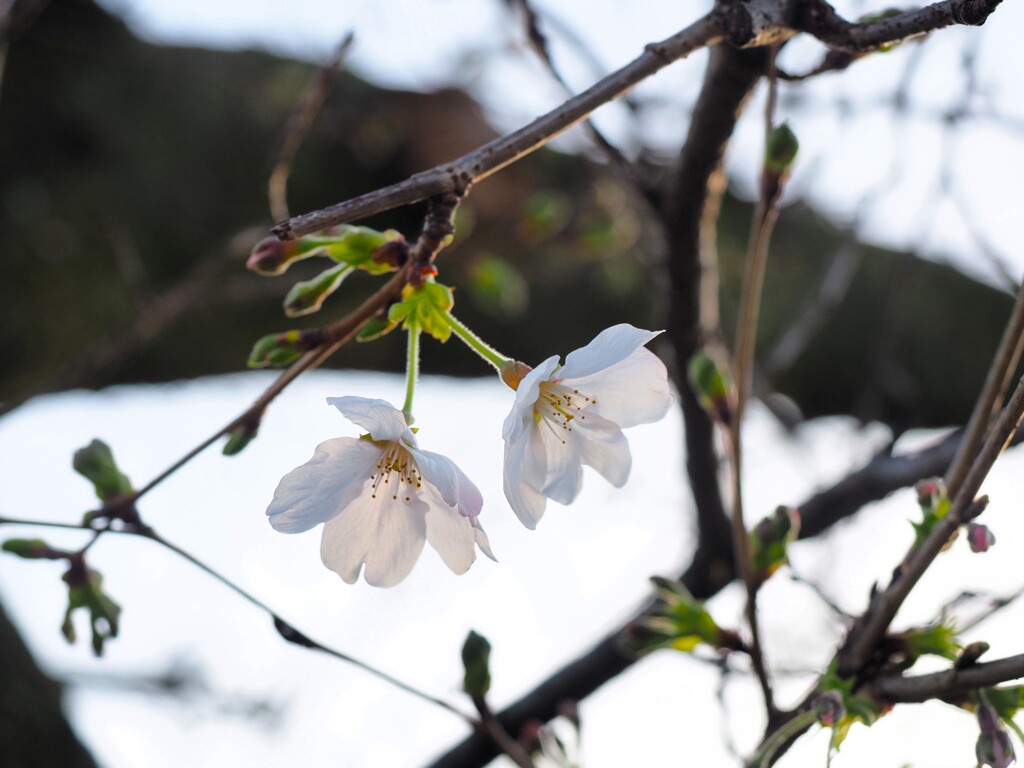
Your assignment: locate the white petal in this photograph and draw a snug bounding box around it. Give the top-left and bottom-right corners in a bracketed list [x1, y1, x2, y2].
[559, 324, 662, 381]
[472, 518, 497, 562]
[410, 448, 461, 509]
[502, 356, 560, 443]
[266, 438, 379, 533]
[503, 434, 548, 529]
[535, 418, 584, 504]
[327, 396, 413, 444]
[320, 493, 428, 587]
[424, 502, 477, 575]
[566, 347, 673, 428]
[574, 412, 632, 487]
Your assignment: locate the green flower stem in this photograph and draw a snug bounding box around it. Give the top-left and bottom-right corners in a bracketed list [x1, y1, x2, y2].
[443, 311, 512, 371]
[403, 327, 420, 423]
[750, 710, 819, 768]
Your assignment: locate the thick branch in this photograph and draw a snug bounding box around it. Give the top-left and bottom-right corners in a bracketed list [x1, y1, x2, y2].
[796, 0, 1003, 53]
[872, 653, 1024, 704]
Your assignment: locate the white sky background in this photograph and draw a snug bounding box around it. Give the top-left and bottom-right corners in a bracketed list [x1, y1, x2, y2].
[4, 1, 1024, 767]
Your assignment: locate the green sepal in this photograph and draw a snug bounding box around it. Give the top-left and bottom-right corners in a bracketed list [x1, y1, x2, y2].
[62, 564, 121, 657]
[461, 630, 492, 698]
[902, 618, 961, 664]
[283, 264, 354, 317]
[357, 314, 399, 342]
[985, 687, 1024, 720]
[765, 123, 799, 176]
[628, 577, 730, 655]
[72, 440, 133, 501]
[388, 281, 455, 342]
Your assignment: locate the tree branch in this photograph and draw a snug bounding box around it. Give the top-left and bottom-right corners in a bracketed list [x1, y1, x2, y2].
[272, 12, 727, 239]
[872, 653, 1024, 704]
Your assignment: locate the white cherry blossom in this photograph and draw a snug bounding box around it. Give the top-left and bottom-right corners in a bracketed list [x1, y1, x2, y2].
[502, 324, 673, 529]
[267, 397, 494, 587]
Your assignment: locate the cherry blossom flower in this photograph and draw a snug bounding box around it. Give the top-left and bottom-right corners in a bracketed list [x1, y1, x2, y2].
[267, 397, 494, 587]
[501, 324, 673, 528]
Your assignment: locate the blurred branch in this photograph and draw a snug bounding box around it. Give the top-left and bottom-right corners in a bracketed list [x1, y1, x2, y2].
[872, 653, 1024, 703]
[267, 33, 354, 223]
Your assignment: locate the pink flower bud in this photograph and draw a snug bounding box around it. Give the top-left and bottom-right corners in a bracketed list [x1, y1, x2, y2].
[968, 523, 996, 553]
[812, 691, 845, 726]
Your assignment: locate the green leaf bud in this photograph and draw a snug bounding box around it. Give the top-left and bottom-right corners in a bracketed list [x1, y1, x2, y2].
[61, 561, 121, 657]
[750, 505, 800, 584]
[2, 538, 62, 560]
[283, 264, 353, 318]
[247, 329, 324, 368]
[222, 414, 261, 457]
[687, 350, 735, 426]
[72, 439, 133, 501]
[356, 313, 399, 343]
[461, 629, 492, 699]
[765, 122, 799, 177]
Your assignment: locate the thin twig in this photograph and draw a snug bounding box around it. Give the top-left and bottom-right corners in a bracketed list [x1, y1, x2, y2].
[268, 33, 354, 223]
[726, 45, 784, 721]
[838, 373, 1024, 676]
[945, 277, 1024, 494]
[470, 694, 536, 768]
[0, 514, 475, 724]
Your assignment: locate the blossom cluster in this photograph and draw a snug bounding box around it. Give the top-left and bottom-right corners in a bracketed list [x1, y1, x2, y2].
[266, 324, 673, 586]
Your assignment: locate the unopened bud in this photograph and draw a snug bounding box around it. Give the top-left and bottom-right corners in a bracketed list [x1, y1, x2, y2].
[812, 690, 845, 727]
[915, 477, 947, 509]
[461, 630, 492, 698]
[283, 264, 353, 317]
[2, 538, 63, 560]
[687, 350, 734, 426]
[968, 523, 996, 553]
[499, 361, 533, 391]
[371, 239, 410, 269]
[62, 561, 121, 657]
[223, 414, 262, 457]
[765, 122, 799, 177]
[247, 329, 324, 368]
[247, 236, 300, 275]
[72, 440, 133, 501]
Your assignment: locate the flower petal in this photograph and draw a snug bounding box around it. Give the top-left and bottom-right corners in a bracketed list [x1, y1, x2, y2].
[574, 411, 632, 487]
[566, 347, 673, 427]
[535, 419, 584, 504]
[472, 518, 497, 562]
[424, 501, 478, 575]
[327, 396, 413, 445]
[266, 438, 379, 533]
[320, 493, 428, 587]
[559, 324, 661, 381]
[502, 355, 560, 443]
[503, 434, 549, 529]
